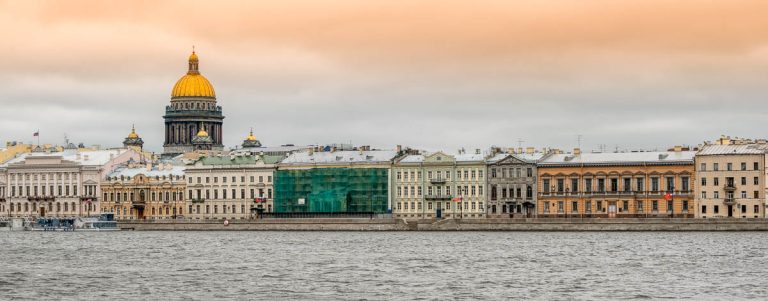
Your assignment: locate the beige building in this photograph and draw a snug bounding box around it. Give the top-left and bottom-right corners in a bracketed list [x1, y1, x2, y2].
[0, 148, 140, 218]
[392, 151, 486, 219]
[101, 162, 186, 220]
[185, 154, 283, 220]
[695, 144, 767, 218]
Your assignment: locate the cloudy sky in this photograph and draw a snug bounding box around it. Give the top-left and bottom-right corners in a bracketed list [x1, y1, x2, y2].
[1, 0, 767, 153]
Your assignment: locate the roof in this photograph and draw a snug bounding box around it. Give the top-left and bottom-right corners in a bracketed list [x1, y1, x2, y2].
[697, 144, 768, 156]
[108, 165, 185, 178]
[399, 155, 425, 163]
[190, 154, 284, 166]
[539, 151, 695, 166]
[2, 149, 128, 167]
[486, 152, 547, 164]
[397, 152, 486, 164]
[281, 150, 398, 165]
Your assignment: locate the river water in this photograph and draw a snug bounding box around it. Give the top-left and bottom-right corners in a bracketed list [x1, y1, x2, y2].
[0, 231, 766, 300]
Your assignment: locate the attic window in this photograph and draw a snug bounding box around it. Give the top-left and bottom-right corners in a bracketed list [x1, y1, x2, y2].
[336, 156, 343, 161]
[436, 157, 441, 161]
[366, 155, 373, 160]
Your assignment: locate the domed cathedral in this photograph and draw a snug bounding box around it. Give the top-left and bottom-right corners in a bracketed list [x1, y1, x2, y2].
[162, 50, 225, 156]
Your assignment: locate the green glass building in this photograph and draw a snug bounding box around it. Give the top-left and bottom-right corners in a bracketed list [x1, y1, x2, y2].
[274, 150, 397, 213]
[274, 168, 389, 213]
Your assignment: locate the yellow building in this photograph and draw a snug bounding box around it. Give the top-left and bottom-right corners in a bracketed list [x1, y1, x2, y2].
[101, 162, 186, 220]
[0, 142, 32, 164]
[537, 148, 695, 218]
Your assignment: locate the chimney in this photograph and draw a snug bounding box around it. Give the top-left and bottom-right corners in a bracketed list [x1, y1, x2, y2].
[526, 147, 534, 154]
[309, 148, 314, 155]
[517, 147, 523, 154]
[475, 149, 481, 155]
[76, 153, 81, 160]
[673, 145, 682, 152]
[331, 147, 337, 152]
[573, 148, 581, 155]
[396, 145, 402, 153]
[146, 162, 152, 171]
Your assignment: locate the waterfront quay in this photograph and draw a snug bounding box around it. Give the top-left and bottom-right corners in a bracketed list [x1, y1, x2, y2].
[118, 218, 768, 231]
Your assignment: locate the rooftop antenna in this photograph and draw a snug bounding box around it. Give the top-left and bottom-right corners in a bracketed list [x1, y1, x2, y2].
[598, 144, 607, 153]
[577, 134, 582, 149]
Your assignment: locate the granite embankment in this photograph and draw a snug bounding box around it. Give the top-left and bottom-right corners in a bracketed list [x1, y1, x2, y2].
[119, 218, 768, 231]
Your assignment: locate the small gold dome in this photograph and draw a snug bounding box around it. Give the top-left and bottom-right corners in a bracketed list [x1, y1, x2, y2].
[246, 129, 257, 141]
[171, 51, 216, 98]
[127, 125, 139, 139]
[196, 128, 209, 137]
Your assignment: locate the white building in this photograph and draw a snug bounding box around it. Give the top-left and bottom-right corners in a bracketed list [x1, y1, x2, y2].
[0, 148, 141, 218]
[185, 153, 283, 220]
[695, 144, 767, 218]
[392, 151, 487, 219]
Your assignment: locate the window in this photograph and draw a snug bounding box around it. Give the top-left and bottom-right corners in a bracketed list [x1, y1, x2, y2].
[585, 201, 592, 212]
[714, 177, 719, 186]
[557, 179, 564, 192]
[652, 201, 658, 212]
[714, 205, 719, 214]
[755, 191, 759, 199]
[701, 177, 707, 186]
[681, 177, 689, 192]
[667, 200, 673, 213]
[651, 178, 659, 192]
[622, 201, 628, 212]
[755, 205, 760, 214]
[596, 201, 603, 212]
[741, 162, 747, 171]
[491, 169, 496, 178]
[714, 163, 719, 171]
[585, 179, 593, 192]
[754, 177, 759, 185]
[742, 204, 747, 213]
[665, 177, 674, 192]
[682, 200, 689, 212]
[527, 168, 533, 177]
[610, 178, 618, 192]
[543, 179, 550, 193]
[754, 162, 759, 170]
[727, 163, 732, 171]
[597, 179, 605, 192]
[571, 201, 578, 213]
[701, 191, 707, 199]
[557, 201, 564, 213]
[714, 191, 720, 199]
[741, 177, 747, 185]
[571, 179, 579, 192]
[741, 191, 747, 198]
[700, 163, 706, 171]
[701, 205, 707, 214]
[623, 178, 631, 192]
[396, 172, 401, 180]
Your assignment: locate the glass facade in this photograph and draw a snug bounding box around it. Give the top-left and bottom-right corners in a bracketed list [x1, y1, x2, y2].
[274, 168, 389, 213]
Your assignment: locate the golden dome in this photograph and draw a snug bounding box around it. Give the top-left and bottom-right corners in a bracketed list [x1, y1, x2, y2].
[196, 127, 209, 137]
[171, 51, 216, 98]
[127, 125, 139, 139]
[246, 129, 257, 141]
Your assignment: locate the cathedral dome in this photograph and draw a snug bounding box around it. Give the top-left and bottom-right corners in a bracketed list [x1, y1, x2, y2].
[171, 51, 216, 98]
[196, 127, 209, 137]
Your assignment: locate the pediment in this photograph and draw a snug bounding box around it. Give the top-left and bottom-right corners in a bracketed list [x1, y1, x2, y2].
[424, 151, 455, 163]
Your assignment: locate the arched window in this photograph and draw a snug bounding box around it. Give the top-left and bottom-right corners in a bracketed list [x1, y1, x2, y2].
[56, 203, 61, 212]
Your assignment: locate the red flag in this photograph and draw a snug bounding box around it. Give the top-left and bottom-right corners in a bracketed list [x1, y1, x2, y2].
[452, 195, 463, 202]
[33, 131, 39, 137]
[664, 192, 673, 200]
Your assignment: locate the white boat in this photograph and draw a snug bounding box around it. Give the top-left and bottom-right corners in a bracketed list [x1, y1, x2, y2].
[25, 213, 120, 231]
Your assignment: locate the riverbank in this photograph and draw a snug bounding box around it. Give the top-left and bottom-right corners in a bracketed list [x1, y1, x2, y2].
[118, 218, 768, 231]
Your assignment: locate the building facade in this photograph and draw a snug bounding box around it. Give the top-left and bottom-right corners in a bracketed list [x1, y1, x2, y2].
[0, 149, 140, 218]
[101, 162, 186, 220]
[163, 51, 224, 155]
[537, 149, 695, 218]
[185, 154, 282, 220]
[392, 151, 487, 219]
[274, 149, 396, 214]
[695, 144, 767, 218]
[486, 150, 548, 218]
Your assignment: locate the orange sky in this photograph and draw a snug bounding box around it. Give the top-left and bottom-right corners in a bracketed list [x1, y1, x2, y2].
[1, 0, 767, 151]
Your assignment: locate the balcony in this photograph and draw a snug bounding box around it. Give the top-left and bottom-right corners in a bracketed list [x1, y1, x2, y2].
[430, 178, 447, 184]
[724, 184, 736, 192]
[191, 198, 205, 203]
[27, 196, 55, 202]
[724, 197, 736, 205]
[425, 195, 452, 201]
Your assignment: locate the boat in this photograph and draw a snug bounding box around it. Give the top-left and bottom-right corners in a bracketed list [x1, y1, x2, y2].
[24, 213, 120, 231]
